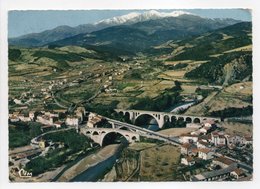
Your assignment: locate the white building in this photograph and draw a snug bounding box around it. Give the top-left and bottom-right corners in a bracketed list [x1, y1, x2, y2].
[225, 135, 242, 145]
[37, 115, 57, 125]
[29, 111, 35, 120]
[66, 116, 80, 126]
[211, 132, 226, 146]
[181, 156, 195, 166]
[198, 148, 214, 160]
[54, 121, 65, 129]
[200, 126, 211, 135]
[87, 113, 103, 128]
[179, 134, 199, 143]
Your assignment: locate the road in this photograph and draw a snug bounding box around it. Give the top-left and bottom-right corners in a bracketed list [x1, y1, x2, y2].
[30, 127, 75, 146]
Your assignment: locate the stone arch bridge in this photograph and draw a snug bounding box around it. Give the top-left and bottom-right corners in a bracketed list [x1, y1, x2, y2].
[80, 127, 140, 146]
[115, 109, 221, 129]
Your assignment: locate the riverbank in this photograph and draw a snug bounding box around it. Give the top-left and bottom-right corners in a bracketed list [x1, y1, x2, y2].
[56, 144, 121, 182]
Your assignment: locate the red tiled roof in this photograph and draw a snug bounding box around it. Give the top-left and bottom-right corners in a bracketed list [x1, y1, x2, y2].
[244, 136, 252, 141]
[198, 148, 212, 154]
[198, 140, 209, 146]
[192, 148, 198, 153]
[182, 143, 192, 148]
[214, 156, 235, 165]
[186, 156, 194, 162]
[233, 168, 244, 176]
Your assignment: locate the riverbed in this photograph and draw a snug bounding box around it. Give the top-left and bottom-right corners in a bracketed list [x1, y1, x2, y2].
[56, 144, 122, 182]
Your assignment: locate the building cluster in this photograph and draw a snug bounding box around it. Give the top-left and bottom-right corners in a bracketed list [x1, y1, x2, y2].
[178, 121, 253, 181]
[9, 107, 87, 130]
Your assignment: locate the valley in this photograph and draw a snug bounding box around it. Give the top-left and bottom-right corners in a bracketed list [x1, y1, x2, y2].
[8, 10, 253, 182]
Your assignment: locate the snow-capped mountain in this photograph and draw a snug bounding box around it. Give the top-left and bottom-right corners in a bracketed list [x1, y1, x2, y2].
[95, 10, 194, 25]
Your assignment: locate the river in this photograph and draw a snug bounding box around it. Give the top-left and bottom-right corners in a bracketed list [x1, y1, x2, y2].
[55, 144, 124, 182]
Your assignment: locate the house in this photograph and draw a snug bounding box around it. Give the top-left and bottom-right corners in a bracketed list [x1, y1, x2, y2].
[29, 111, 35, 120]
[66, 116, 81, 126]
[202, 120, 216, 127]
[181, 156, 195, 166]
[54, 121, 65, 129]
[243, 135, 253, 145]
[190, 130, 201, 136]
[19, 116, 31, 122]
[211, 132, 226, 146]
[76, 107, 86, 116]
[9, 115, 19, 122]
[198, 148, 214, 160]
[179, 134, 199, 143]
[37, 115, 57, 125]
[212, 156, 236, 168]
[87, 113, 103, 128]
[38, 140, 48, 150]
[199, 126, 211, 135]
[230, 168, 246, 180]
[225, 134, 244, 145]
[197, 140, 211, 149]
[181, 143, 197, 156]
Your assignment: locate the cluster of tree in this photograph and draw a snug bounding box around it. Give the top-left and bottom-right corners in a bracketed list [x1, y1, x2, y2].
[43, 130, 91, 152]
[85, 100, 119, 118]
[209, 105, 253, 119]
[8, 48, 21, 61]
[195, 87, 214, 98]
[9, 122, 42, 148]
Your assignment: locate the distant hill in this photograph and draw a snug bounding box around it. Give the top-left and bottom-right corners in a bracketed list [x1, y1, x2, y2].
[8, 24, 112, 47]
[8, 10, 193, 47]
[48, 15, 241, 56]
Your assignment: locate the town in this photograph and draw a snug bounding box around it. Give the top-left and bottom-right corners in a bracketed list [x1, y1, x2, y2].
[8, 9, 253, 182]
[9, 104, 253, 181]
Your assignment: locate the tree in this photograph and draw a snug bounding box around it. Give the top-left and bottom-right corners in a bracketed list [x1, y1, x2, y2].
[28, 122, 42, 138]
[174, 80, 182, 91]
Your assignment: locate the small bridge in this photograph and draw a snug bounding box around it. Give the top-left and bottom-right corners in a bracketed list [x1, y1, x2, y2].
[80, 128, 140, 146]
[115, 109, 221, 128]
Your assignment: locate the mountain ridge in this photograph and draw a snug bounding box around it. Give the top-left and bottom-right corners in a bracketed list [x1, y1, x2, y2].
[9, 11, 240, 48]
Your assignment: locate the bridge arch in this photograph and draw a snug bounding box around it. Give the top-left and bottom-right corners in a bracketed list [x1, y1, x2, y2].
[164, 115, 170, 122]
[194, 118, 201, 123]
[118, 111, 124, 117]
[134, 113, 161, 130]
[171, 116, 177, 122]
[177, 117, 184, 122]
[101, 131, 128, 146]
[185, 117, 192, 123]
[93, 131, 99, 135]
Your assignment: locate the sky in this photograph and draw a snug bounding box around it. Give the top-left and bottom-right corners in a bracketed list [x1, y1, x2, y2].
[8, 9, 252, 38]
